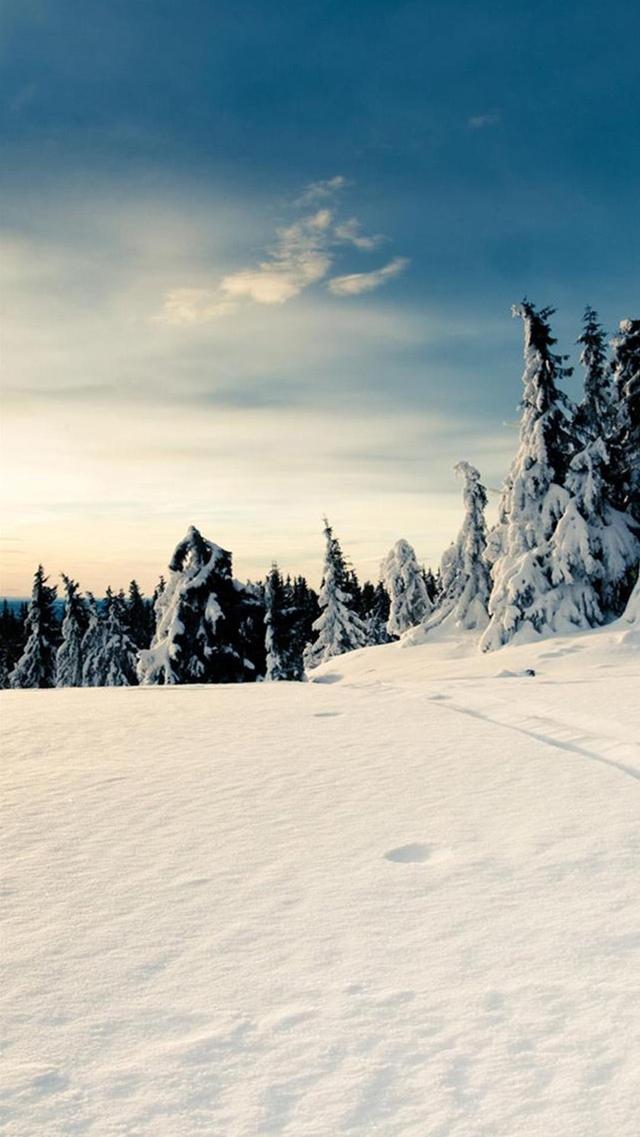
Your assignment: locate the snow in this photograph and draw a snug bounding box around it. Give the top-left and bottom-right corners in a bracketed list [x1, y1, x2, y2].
[2, 623, 639, 1136]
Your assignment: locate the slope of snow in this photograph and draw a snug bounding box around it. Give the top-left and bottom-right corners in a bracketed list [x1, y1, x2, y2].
[2, 625, 639, 1136]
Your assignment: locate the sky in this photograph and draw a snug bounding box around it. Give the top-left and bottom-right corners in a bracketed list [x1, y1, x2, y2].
[1, 0, 639, 596]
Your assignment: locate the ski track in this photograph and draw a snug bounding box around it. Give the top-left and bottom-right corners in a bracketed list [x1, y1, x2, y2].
[423, 693, 640, 785]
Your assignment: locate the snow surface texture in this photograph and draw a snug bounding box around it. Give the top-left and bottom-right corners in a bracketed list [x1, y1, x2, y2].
[2, 623, 640, 1136]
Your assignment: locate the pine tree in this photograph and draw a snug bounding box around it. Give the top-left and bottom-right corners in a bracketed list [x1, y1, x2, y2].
[263, 565, 304, 681]
[381, 539, 431, 636]
[56, 575, 88, 687]
[303, 519, 367, 670]
[126, 580, 153, 649]
[9, 566, 58, 688]
[481, 302, 576, 650]
[573, 307, 615, 444]
[425, 462, 492, 632]
[81, 595, 107, 686]
[100, 589, 138, 686]
[609, 318, 640, 523]
[548, 439, 639, 623]
[364, 581, 393, 645]
[421, 567, 439, 604]
[0, 600, 27, 686]
[138, 525, 257, 685]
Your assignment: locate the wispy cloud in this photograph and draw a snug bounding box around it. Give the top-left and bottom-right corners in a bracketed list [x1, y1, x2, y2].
[295, 175, 349, 205]
[160, 289, 237, 324]
[220, 208, 333, 305]
[467, 113, 500, 130]
[157, 178, 406, 323]
[328, 256, 409, 296]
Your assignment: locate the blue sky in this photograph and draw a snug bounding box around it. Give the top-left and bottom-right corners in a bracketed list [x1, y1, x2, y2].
[1, 0, 639, 594]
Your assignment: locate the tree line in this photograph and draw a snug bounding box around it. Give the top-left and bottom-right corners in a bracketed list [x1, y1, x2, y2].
[2, 302, 638, 688]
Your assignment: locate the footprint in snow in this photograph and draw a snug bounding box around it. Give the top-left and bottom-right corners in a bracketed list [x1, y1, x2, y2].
[384, 843, 432, 864]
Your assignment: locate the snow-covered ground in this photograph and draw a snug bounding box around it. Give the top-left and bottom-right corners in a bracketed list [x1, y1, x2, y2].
[2, 623, 639, 1136]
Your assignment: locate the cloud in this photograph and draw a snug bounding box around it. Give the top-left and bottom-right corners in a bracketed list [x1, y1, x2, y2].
[296, 175, 349, 204]
[468, 113, 500, 130]
[328, 256, 409, 296]
[220, 209, 333, 305]
[159, 289, 237, 324]
[333, 217, 384, 251]
[154, 177, 405, 322]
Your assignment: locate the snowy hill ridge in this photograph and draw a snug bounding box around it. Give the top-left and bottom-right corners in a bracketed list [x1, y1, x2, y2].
[2, 619, 639, 1137]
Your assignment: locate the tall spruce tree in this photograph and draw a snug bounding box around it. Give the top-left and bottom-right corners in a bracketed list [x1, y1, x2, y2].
[126, 580, 153, 649]
[9, 566, 58, 688]
[0, 601, 27, 687]
[573, 307, 615, 444]
[263, 565, 304, 681]
[363, 580, 393, 645]
[424, 462, 492, 632]
[609, 318, 640, 524]
[56, 575, 88, 687]
[138, 525, 259, 685]
[81, 595, 107, 686]
[381, 539, 431, 636]
[303, 519, 367, 670]
[100, 589, 139, 686]
[481, 302, 576, 650]
[549, 439, 638, 622]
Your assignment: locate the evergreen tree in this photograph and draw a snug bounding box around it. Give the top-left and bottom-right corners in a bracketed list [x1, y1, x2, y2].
[573, 307, 615, 444]
[9, 566, 58, 688]
[481, 302, 576, 650]
[548, 439, 639, 623]
[138, 525, 259, 685]
[364, 581, 393, 645]
[381, 539, 431, 636]
[289, 576, 319, 666]
[81, 595, 107, 686]
[56, 575, 88, 687]
[609, 318, 640, 523]
[263, 565, 304, 681]
[303, 519, 367, 670]
[0, 600, 27, 686]
[425, 462, 492, 632]
[100, 589, 139, 686]
[126, 580, 153, 649]
[421, 567, 439, 605]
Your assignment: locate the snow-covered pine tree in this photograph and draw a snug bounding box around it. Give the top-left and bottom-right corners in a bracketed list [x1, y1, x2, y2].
[363, 580, 393, 645]
[126, 580, 153, 649]
[263, 565, 304, 681]
[81, 595, 107, 686]
[550, 312, 639, 620]
[421, 566, 439, 605]
[56, 575, 88, 687]
[138, 525, 256, 685]
[100, 588, 139, 686]
[303, 519, 367, 670]
[481, 302, 576, 650]
[423, 461, 492, 632]
[573, 307, 615, 444]
[0, 601, 27, 687]
[9, 566, 59, 688]
[609, 318, 640, 524]
[381, 539, 431, 636]
[548, 438, 638, 625]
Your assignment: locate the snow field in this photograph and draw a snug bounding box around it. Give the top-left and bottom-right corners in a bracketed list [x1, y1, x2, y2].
[1, 626, 639, 1135]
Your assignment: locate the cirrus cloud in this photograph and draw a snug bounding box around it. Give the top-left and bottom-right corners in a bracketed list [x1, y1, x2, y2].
[328, 256, 409, 296]
[157, 178, 407, 324]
